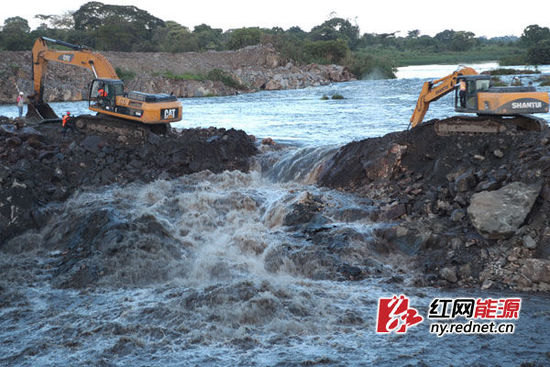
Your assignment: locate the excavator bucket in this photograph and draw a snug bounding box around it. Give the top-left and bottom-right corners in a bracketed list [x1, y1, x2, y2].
[26, 102, 60, 123]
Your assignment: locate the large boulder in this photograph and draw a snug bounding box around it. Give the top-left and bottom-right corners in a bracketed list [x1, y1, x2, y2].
[467, 182, 541, 239]
[520, 258, 550, 284]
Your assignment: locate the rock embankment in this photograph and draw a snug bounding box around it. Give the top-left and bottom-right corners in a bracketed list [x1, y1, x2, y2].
[0, 44, 353, 104]
[318, 121, 550, 292]
[0, 118, 257, 243]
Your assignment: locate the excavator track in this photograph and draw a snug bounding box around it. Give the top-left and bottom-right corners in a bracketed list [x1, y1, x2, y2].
[433, 114, 548, 136]
[74, 113, 170, 138]
[27, 100, 171, 138]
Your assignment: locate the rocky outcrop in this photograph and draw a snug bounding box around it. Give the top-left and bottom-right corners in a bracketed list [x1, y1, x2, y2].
[234, 62, 353, 90]
[318, 120, 550, 292]
[0, 119, 257, 244]
[0, 45, 354, 104]
[468, 182, 541, 239]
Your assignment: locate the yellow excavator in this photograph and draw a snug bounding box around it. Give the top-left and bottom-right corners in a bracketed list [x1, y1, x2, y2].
[410, 66, 549, 135]
[27, 37, 182, 135]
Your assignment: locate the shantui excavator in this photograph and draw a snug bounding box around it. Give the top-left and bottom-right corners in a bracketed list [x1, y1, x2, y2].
[27, 37, 182, 135]
[410, 66, 549, 135]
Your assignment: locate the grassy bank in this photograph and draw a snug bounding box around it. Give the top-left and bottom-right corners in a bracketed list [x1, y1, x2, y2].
[360, 45, 524, 66]
[152, 69, 246, 89]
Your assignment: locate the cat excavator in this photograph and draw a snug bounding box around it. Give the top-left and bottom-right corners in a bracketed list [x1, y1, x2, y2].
[27, 37, 182, 135]
[410, 66, 549, 135]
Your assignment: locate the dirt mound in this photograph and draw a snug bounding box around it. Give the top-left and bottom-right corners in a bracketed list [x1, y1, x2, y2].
[0, 119, 257, 244]
[318, 120, 550, 291]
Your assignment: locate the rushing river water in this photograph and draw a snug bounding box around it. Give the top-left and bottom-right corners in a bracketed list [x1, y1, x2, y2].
[1, 65, 550, 366]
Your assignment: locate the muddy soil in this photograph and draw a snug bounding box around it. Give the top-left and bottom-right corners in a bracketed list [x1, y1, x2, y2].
[0, 117, 257, 243]
[318, 120, 550, 292]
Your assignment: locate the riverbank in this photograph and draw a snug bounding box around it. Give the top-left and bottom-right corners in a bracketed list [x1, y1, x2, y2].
[0, 119, 257, 244]
[318, 121, 550, 292]
[0, 44, 353, 104]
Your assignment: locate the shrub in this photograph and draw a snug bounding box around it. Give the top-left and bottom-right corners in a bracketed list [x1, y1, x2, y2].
[527, 39, 550, 65]
[115, 67, 136, 81]
[499, 53, 527, 66]
[159, 68, 245, 89]
[490, 76, 507, 86]
[331, 94, 344, 100]
[161, 70, 203, 80]
[10, 62, 20, 73]
[487, 68, 539, 75]
[304, 39, 349, 64]
[206, 68, 244, 89]
[348, 53, 396, 79]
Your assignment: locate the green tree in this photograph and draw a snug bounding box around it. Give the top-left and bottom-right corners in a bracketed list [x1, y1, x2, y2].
[406, 35, 438, 51]
[287, 26, 307, 39]
[434, 29, 456, 50]
[73, 1, 164, 31]
[521, 24, 550, 47]
[227, 27, 262, 50]
[72, 1, 164, 51]
[527, 39, 550, 64]
[1, 17, 32, 50]
[449, 31, 476, 51]
[407, 30, 420, 39]
[310, 17, 359, 49]
[96, 17, 142, 51]
[153, 21, 198, 52]
[348, 53, 396, 79]
[304, 39, 349, 64]
[193, 24, 223, 50]
[35, 12, 75, 29]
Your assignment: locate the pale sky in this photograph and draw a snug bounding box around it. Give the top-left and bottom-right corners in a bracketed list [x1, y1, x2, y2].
[1, 0, 550, 38]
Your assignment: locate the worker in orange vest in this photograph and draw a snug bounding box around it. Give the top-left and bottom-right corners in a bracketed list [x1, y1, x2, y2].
[62, 111, 72, 138]
[459, 79, 467, 108]
[97, 87, 107, 98]
[97, 85, 108, 107]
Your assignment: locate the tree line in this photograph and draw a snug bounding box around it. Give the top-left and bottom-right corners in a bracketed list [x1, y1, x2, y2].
[0, 1, 549, 79]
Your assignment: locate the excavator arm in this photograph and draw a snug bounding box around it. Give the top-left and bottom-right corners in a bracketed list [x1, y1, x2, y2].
[410, 67, 478, 128]
[31, 37, 119, 103]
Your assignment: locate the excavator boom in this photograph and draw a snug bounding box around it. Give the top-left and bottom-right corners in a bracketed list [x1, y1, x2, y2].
[410, 67, 477, 128]
[31, 37, 118, 102]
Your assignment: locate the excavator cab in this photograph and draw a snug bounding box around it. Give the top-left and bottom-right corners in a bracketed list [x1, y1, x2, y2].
[455, 75, 491, 112]
[454, 74, 548, 116]
[89, 78, 124, 111]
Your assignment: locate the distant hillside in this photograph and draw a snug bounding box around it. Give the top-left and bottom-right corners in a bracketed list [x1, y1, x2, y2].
[0, 45, 353, 104]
